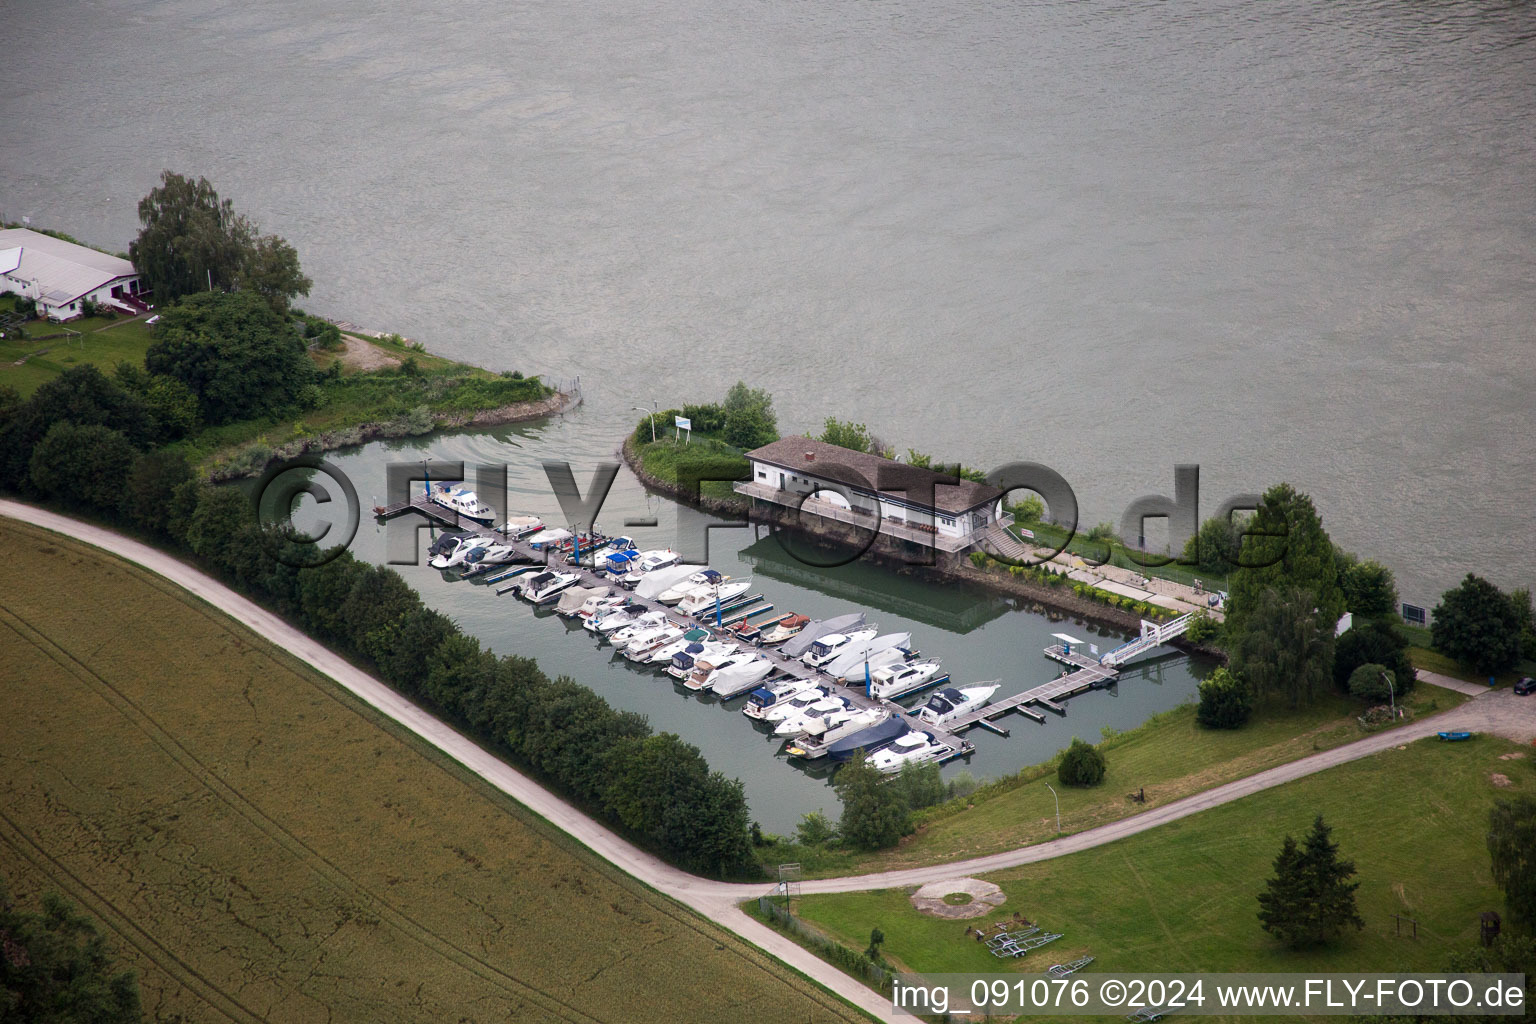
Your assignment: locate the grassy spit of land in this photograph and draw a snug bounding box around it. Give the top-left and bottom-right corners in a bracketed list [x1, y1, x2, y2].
[0, 294, 570, 481]
[792, 735, 1535, 1022]
[0, 518, 870, 1024]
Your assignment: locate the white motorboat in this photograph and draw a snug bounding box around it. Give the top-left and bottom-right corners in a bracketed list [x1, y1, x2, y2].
[780, 612, 867, 658]
[684, 650, 759, 691]
[584, 606, 637, 634]
[868, 659, 944, 700]
[760, 613, 810, 645]
[616, 619, 679, 655]
[620, 549, 681, 586]
[555, 586, 610, 618]
[622, 624, 685, 662]
[634, 563, 699, 600]
[824, 632, 912, 681]
[606, 610, 670, 646]
[915, 684, 1001, 726]
[656, 569, 724, 605]
[706, 657, 775, 698]
[664, 640, 736, 680]
[579, 594, 627, 620]
[647, 627, 713, 664]
[833, 646, 910, 685]
[794, 706, 886, 742]
[523, 571, 580, 605]
[498, 515, 545, 539]
[742, 677, 821, 720]
[461, 540, 521, 571]
[678, 577, 753, 617]
[587, 535, 636, 561]
[869, 731, 948, 773]
[800, 626, 879, 668]
[430, 483, 496, 523]
[430, 535, 493, 569]
[756, 687, 832, 725]
[772, 696, 856, 736]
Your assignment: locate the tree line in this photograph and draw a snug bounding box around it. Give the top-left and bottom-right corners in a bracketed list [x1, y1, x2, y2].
[0, 380, 758, 880]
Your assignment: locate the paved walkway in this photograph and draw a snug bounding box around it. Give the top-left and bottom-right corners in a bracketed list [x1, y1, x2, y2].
[6, 500, 1534, 1022]
[1416, 667, 1495, 697]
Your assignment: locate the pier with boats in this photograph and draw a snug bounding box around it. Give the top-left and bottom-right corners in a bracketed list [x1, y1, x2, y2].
[375, 486, 1195, 776]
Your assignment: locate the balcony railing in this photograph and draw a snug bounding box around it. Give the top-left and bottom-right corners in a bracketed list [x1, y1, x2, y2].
[733, 480, 993, 554]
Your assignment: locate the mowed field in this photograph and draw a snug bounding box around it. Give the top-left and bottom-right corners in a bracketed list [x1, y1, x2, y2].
[797, 735, 1536, 1014]
[0, 518, 869, 1024]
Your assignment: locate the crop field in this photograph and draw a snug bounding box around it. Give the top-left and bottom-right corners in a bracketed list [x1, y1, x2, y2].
[0, 518, 868, 1024]
[797, 735, 1535, 990]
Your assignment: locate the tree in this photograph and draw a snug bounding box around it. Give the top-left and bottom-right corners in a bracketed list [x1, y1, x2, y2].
[795, 810, 838, 846]
[1334, 620, 1417, 698]
[130, 171, 311, 313]
[719, 381, 778, 449]
[1196, 667, 1253, 729]
[234, 232, 312, 316]
[1432, 574, 1524, 678]
[819, 417, 875, 454]
[1488, 796, 1536, 929]
[893, 761, 946, 811]
[1257, 815, 1363, 948]
[1057, 737, 1106, 787]
[0, 365, 153, 491]
[145, 289, 316, 425]
[130, 170, 254, 303]
[1226, 483, 1345, 635]
[1230, 585, 1336, 708]
[185, 483, 267, 585]
[27, 422, 138, 516]
[865, 927, 885, 961]
[835, 752, 911, 850]
[0, 879, 142, 1023]
[1346, 663, 1396, 704]
[1181, 514, 1241, 576]
[1341, 558, 1399, 618]
[125, 447, 197, 539]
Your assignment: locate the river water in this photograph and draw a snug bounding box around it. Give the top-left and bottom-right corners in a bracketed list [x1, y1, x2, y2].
[5, 0, 1535, 605]
[302, 421, 1209, 831]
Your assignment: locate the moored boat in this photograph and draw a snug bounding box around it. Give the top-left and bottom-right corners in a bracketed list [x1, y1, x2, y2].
[800, 626, 879, 668]
[914, 683, 1000, 726]
[825, 716, 911, 762]
[741, 677, 820, 720]
[678, 577, 753, 616]
[705, 656, 776, 698]
[430, 483, 496, 523]
[867, 659, 944, 700]
[868, 731, 948, 773]
[824, 632, 912, 681]
[760, 613, 810, 646]
[779, 612, 866, 658]
[523, 571, 580, 604]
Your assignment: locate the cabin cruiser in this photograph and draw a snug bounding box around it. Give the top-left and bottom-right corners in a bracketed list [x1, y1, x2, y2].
[426, 530, 469, 560]
[683, 651, 760, 692]
[615, 618, 680, 656]
[832, 646, 910, 685]
[868, 731, 948, 773]
[779, 613, 867, 658]
[787, 707, 888, 749]
[633, 564, 698, 600]
[702, 656, 774, 698]
[619, 549, 682, 587]
[605, 610, 670, 647]
[430, 483, 496, 523]
[867, 659, 944, 700]
[772, 696, 857, 736]
[665, 640, 737, 679]
[825, 717, 911, 762]
[678, 577, 753, 616]
[824, 632, 912, 681]
[622, 623, 686, 662]
[915, 684, 1000, 726]
[521, 571, 580, 605]
[741, 677, 821, 720]
[760, 614, 810, 646]
[754, 687, 832, 725]
[429, 534, 493, 569]
[461, 540, 522, 572]
[602, 548, 641, 577]
[656, 569, 723, 605]
[646, 627, 713, 664]
[497, 515, 545, 539]
[583, 605, 639, 634]
[555, 586, 607, 618]
[800, 626, 879, 668]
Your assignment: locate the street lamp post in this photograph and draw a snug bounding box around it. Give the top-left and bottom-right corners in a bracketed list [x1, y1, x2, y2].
[1382, 670, 1396, 720]
[1045, 782, 1060, 834]
[632, 402, 658, 443]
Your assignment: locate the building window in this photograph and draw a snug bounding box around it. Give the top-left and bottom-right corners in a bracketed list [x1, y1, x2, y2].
[939, 516, 955, 528]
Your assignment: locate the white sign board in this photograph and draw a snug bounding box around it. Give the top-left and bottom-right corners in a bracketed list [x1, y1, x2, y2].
[675, 416, 692, 431]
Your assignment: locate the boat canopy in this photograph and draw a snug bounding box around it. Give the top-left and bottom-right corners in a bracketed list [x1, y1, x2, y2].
[923, 688, 963, 715]
[1051, 632, 1086, 645]
[826, 717, 910, 761]
[781, 612, 866, 658]
[534, 528, 573, 547]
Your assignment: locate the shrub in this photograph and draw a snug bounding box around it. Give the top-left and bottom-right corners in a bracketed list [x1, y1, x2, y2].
[1057, 737, 1106, 787]
[1185, 612, 1222, 645]
[1196, 667, 1253, 729]
[1346, 662, 1397, 704]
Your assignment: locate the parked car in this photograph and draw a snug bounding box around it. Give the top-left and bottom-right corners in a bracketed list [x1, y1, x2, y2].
[1514, 677, 1536, 696]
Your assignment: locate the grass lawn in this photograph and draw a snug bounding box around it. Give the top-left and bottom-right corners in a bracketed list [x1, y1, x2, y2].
[796, 684, 1466, 878]
[0, 518, 869, 1024]
[0, 313, 158, 397]
[1408, 644, 1535, 689]
[634, 434, 751, 502]
[797, 734, 1536, 1009]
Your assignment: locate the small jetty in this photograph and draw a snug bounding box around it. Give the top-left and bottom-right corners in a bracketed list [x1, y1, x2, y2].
[376, 495, 1194, 771]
